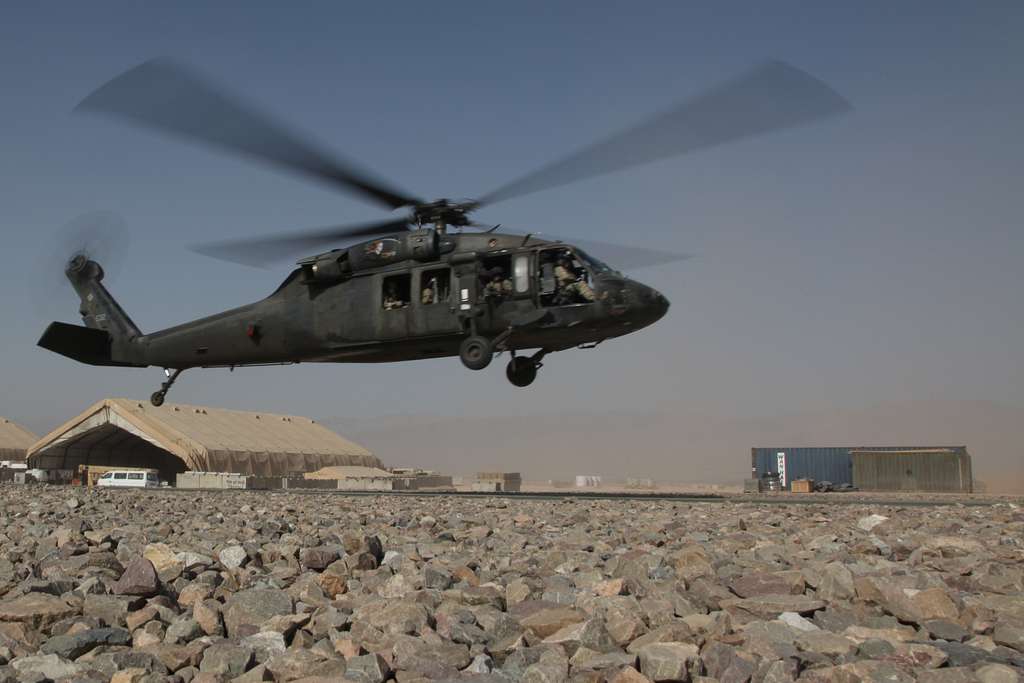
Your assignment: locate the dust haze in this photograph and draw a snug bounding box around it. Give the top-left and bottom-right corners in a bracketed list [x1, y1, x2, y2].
[329, 399, 1024, 494]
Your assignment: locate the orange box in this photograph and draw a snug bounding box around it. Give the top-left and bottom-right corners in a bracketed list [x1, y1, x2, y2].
[791, 479, 814, 493]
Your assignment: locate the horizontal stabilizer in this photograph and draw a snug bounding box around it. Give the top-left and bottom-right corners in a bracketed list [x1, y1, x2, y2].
[37, 322, 145, 367]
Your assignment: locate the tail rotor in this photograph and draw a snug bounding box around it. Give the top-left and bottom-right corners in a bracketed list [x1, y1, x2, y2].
[31, 211, 131, 320]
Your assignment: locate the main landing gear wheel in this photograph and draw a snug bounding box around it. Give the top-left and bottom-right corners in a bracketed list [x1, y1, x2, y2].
[459, 336, 493, 371]
[506, 357, 538, 387]
[150, 368, 185, 407]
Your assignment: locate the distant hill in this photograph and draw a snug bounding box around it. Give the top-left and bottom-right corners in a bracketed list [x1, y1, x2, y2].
[324, 399, 1024, 493]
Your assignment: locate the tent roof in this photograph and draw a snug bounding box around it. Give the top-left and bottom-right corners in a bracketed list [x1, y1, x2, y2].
[27, 398, 380, 475]
[0, 418, 37, 461]
[305, 465, 395, 480]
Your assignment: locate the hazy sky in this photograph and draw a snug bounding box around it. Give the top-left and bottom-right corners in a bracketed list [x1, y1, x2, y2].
[2, 3, 1022, 479]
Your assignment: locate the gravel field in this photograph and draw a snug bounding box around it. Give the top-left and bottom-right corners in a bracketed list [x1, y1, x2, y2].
[0, 485, 1021, 682]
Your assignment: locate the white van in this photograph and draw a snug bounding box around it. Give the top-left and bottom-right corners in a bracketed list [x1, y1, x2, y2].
[96, 469, 161, 488]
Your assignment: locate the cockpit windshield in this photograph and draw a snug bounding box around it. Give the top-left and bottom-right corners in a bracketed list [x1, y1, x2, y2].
[573, 249, 618, 275]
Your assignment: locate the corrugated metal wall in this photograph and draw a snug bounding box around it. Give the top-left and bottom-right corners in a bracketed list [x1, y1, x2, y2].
[851, 451, 973, 493]
[751, 446, 969, 490]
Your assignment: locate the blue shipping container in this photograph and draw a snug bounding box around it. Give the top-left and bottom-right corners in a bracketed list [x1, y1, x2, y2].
[750, 446, 968, 490]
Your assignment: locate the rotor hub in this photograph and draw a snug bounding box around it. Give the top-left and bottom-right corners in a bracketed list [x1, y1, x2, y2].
[411, 199, 476, 230]
[66, 253, 89, 274]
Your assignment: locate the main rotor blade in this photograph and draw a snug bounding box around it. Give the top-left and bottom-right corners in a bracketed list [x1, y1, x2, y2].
[189, 217, 410, 268]
[77, 59, 422, 210]
[531, 236, 694, 271]
[476, 60, 851, 207]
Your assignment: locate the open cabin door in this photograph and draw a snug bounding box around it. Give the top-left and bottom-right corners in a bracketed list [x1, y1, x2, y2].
[377, 272, 411, 339]
[411, 266, 461, 336]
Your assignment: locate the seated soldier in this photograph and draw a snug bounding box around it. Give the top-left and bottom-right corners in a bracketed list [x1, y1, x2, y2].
[421, 277, 436, 305]
[554, 257, 596, 303]
[383, 283, 403, 310]
[483, 269, 513, 299]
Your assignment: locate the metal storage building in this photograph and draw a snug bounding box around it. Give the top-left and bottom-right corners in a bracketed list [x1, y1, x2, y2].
[27, 398, 381, 481]
[751, 446, 970, 491]
[851, 449, 973, 493]
[0, 418, 37, 463]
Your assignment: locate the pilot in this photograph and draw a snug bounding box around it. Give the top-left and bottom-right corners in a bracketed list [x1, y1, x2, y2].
[555, 257, 595, 302]
[484, 269, 512, 299]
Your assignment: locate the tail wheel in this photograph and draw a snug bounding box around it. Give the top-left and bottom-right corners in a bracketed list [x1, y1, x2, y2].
[506, 357, 538, 387]
[459, 336, 493, 371]
[150, 392, 165, 407]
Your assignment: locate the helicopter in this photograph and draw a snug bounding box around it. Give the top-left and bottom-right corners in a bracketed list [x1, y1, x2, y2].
[38, 59, 850, 406]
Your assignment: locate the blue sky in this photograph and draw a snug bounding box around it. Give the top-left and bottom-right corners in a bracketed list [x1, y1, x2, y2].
[2, 2, 1022, 450]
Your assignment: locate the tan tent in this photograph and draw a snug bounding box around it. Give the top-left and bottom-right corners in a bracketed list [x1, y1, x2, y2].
[0, 418, 37, 462]
[27, 398, 380, 479]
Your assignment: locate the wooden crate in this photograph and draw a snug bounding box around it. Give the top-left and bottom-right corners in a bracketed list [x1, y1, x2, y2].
[791, 479, 815, 493]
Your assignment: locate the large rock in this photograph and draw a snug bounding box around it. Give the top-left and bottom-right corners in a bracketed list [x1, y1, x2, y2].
[816, 562, 855, 601]
[521, 649, 568, 683]
[344, 653, 390, 683]
[638, 642, 700, 682]
[299, 546, 340, 571]
[542, 618, 618, 656]
[795, 630, 857, 657]
[672, 546, 714, 582]
[39, 627, 131, 659]
[720, 594, 825, 622]
[922, 536, 986, 557]
[83, 594, 144, 627]
[799, 661, 915, 682]
[884, 642, 949, 669]
[993, 623, 1024, 652]
[113, 557, 160, 597]
[223, 588, 293, 638]
[139, 643, 194, 672]
[0, 594, 77, 630]
[366, 601, 430, 635]
[701, 641, 758, 682]
[165, 616, 203, 643]
[569, 647, 637, 673]
[392, 639, 470, 678]
[516, 604, 586, 638]
[199, 642, 254, 677]
[728, 571, 804, 598]
[218, 545, 248, 569]
[193, 599, 223, 636]
[975, 664, 1022, 683]
[857, 514, 889, 532]
[10, 653, 80, 680]
[143, 543, 184, 582]
[861, 582, 960, 625]
[241, 631, 287, 664]
[265, 649, 346, 681]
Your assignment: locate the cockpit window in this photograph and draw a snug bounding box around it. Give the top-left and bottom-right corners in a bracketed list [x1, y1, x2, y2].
[574, 249, 617, 275]
[539, 247, 598, 306]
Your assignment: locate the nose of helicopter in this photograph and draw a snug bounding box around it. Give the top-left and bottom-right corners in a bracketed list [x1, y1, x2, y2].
[635, 282, 670, 325]
[607, 279, 669, 330]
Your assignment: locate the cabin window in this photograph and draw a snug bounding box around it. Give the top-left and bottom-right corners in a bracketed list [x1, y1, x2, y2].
[128, 472, 144, 480]
[539, 248, 594, 307]
[100, 472, 112, 479]
[513, 255, 530, 293]
[113, 472, 127, 480]
[479, 254, 513, 301]
[382, 274, 411, 310]
[419, 268, 450, 305]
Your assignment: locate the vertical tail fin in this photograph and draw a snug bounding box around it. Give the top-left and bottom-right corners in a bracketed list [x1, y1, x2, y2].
[37, 257, 147, 367]
[66, 255, 141, 341]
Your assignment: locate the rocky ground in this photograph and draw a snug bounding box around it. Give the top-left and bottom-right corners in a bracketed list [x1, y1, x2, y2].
[0, 486, 1022, 682]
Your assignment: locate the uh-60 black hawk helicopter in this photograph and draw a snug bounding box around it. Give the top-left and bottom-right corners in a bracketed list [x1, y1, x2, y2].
[38, 59, 850, 406]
